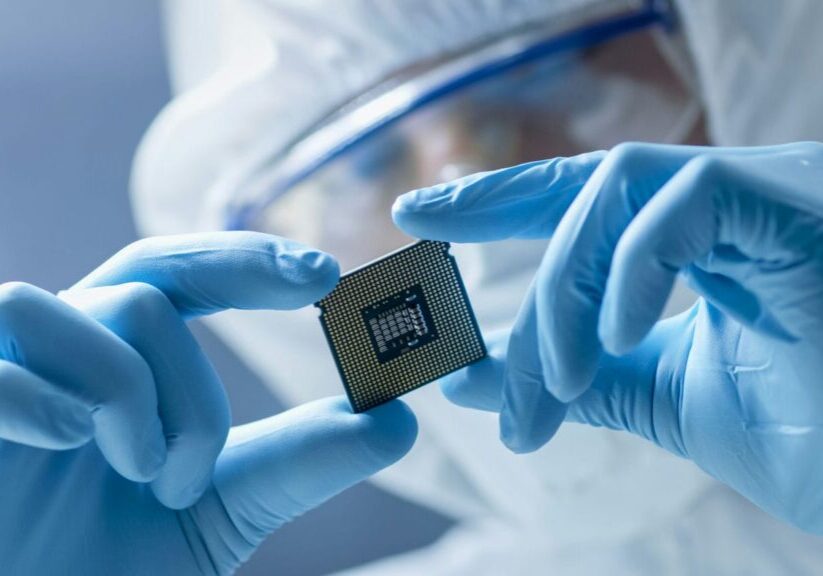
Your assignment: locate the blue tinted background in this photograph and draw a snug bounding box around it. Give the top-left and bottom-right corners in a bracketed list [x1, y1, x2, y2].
[0, 2, 449, 574]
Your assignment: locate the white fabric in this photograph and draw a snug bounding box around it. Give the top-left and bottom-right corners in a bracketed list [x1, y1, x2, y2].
[133, 0, 823, 573]
[132, 0, 617, 236]
[674, 0, 823, 146]
[335, 484, 823, 576]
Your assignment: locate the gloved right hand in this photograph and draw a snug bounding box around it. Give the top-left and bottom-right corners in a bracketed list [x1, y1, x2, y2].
[393, 141, 823, 534]
[0, 232, 417, 575]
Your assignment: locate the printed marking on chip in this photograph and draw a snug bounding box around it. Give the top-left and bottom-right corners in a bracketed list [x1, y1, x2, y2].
[316, 240, 486, 412]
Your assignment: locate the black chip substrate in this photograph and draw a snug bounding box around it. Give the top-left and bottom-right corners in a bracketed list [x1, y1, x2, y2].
[362, 284, 438, 363]
[316, 240, 486, 412]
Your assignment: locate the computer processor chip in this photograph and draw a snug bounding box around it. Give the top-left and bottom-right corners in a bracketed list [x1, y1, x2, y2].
[316, 240, 486, 412]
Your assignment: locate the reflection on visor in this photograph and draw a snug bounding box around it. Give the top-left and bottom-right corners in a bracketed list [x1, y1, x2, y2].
[227, 0, 704, 270]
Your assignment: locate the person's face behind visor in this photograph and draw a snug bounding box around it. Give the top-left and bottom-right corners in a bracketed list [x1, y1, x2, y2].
[254, 30, 706, 271]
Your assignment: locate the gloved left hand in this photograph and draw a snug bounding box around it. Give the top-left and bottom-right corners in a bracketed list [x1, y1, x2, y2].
[393, 141, 823, 534]
[0, 232, 417, 575]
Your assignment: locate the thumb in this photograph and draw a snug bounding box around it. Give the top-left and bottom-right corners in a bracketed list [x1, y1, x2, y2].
[566, 309, 696, 458]
[438, 311, 696, 459]
[187, 397, 417, 574]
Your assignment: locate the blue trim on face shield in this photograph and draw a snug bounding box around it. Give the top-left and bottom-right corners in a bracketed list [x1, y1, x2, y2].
[225, 0, 673, 231]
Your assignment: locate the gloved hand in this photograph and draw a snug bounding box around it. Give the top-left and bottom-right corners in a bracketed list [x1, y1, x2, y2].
[393, 141, 823, 533]
[0, 232, 417, 575]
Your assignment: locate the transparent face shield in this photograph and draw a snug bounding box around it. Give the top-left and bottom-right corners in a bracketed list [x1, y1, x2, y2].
[223, 1, 704, 271]
[201, 2, 713, 533]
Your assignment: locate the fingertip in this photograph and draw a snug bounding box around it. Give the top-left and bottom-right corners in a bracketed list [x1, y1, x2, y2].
[357, 400, 418, 464]
[500, 428, 542, 454]
[96, 416, 168, 483]
[153, 472, 212, 510]
[153, 488, 195, 510]
[544, 377, 587, 404]
[126, 448, 167, 483]
[390, 189, 416, 223]
[599, 336, 627, 357]
[537, 334, 597, 402]
[499, 399, 565, 454]
[299, 248, 340, 297]
[439, 356, 505, 412]
[597, 300, 633, 356]
[499, 410, 532, 454]
[392, 183, 450, 215]
[301, 245, 340, 277]
[269, 240, 340, 306]
[139, 443, 168, 483]
[499, 358, 567, 454]
[597, 316, 639, 357]
[391, 183, 452, 239]
[439, 369, 475, 408]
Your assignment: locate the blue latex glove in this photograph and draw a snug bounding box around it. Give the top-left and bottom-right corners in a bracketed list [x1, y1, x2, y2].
[394, 141, 823, 533]
[0, 232, 417, 575]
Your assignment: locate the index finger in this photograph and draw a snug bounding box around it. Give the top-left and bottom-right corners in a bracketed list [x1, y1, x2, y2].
[392, 152, 606, 242]
[72, 232, 340, 318]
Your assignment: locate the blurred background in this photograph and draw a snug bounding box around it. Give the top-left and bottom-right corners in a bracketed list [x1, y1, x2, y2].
[0, 2, 450, 574]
